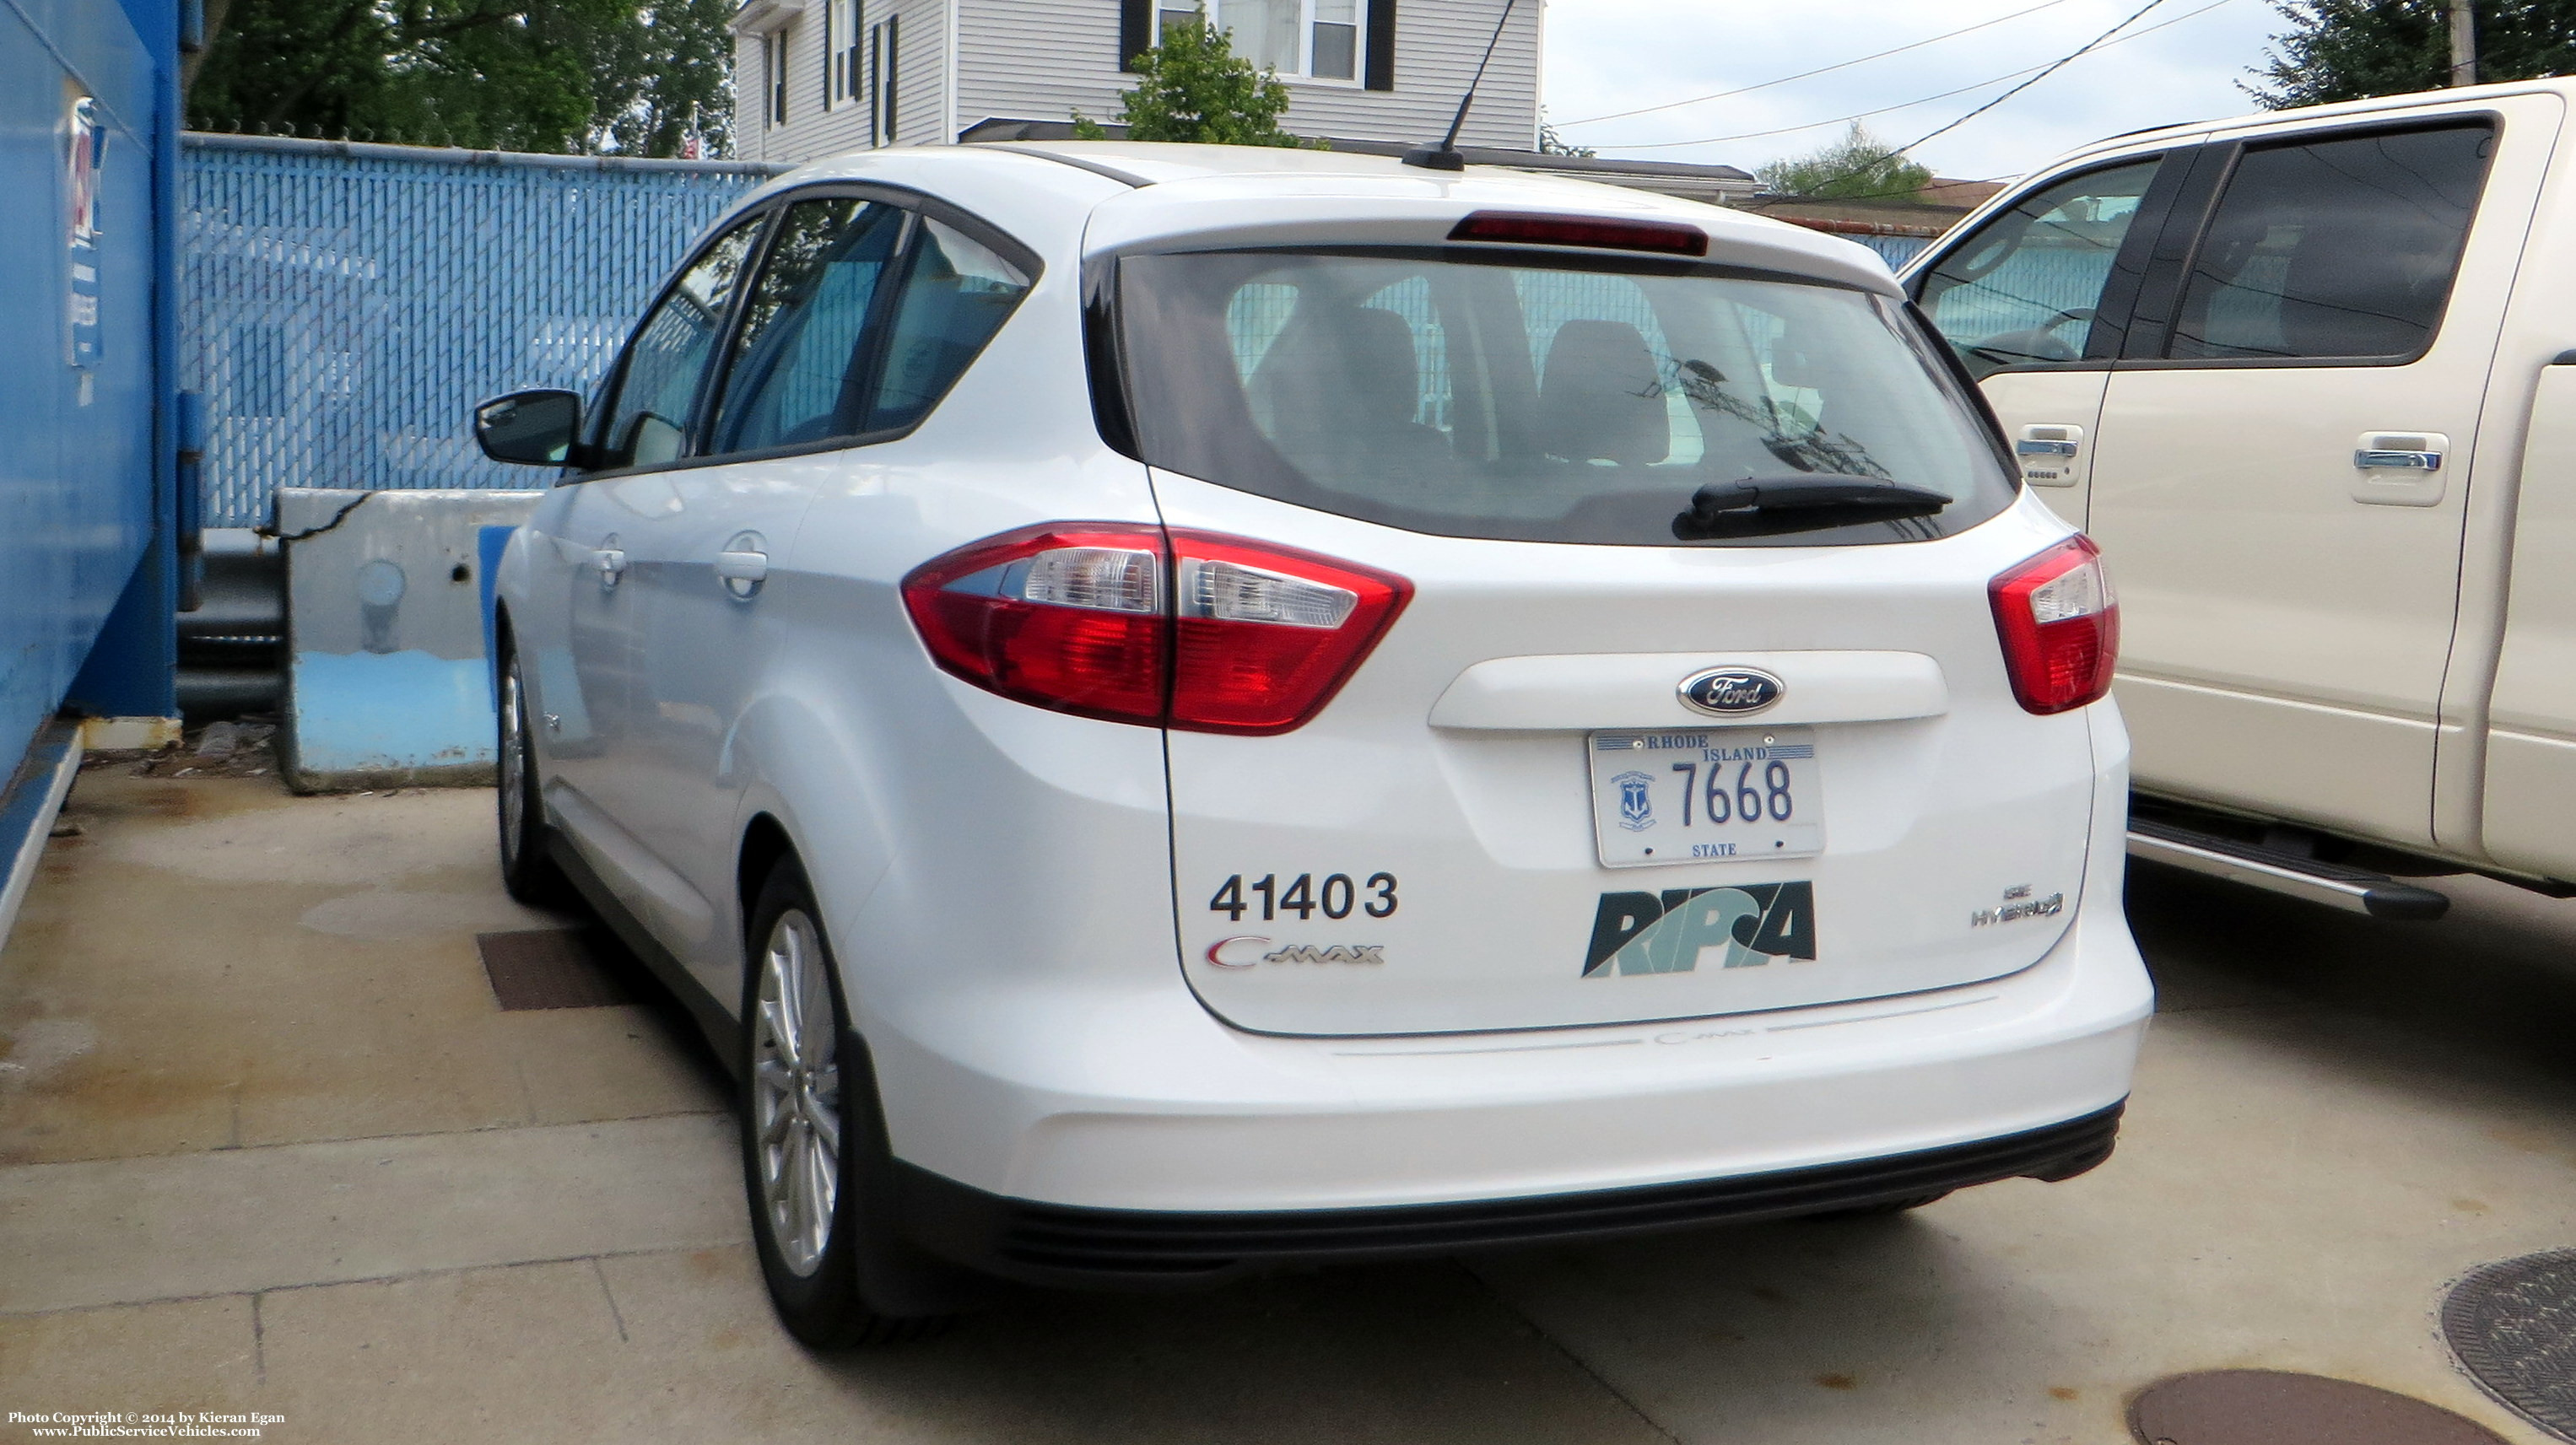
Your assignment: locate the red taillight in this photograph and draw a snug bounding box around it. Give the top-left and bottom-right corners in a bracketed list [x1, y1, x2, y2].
[1169, 531, 1410, 734]
[1990, 535, 2119, 715]
[900, 524, 1411, 734]
[902, 525, 1169, 725]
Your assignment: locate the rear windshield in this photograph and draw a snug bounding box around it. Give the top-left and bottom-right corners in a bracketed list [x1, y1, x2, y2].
[1110, 248, 2017, 547]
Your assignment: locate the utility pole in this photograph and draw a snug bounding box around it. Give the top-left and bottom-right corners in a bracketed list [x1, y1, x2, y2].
[2449, 0, 2479, 86]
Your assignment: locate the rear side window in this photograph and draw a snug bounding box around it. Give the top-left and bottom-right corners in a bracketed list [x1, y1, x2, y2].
[707, 197, 909, 455]
[867, 218, 1034, 432]
[2168, 123, 2490, 362]
[1915, 160, 2161, 379]
[1114, 249, 2015, 547]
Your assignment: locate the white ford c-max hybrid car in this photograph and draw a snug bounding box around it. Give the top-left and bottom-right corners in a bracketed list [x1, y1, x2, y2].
[472, 142, 2152, 1345]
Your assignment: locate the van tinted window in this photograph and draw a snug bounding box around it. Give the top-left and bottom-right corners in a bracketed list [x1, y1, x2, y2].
[867, 218, 1034, 432]
[1115, 250, 2015, 548]
[706, 198, 908, 456]
[2169, 123, 2490, 361]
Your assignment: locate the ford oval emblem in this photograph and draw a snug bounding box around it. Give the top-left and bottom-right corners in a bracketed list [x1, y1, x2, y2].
[1678, 666, 1785, 717]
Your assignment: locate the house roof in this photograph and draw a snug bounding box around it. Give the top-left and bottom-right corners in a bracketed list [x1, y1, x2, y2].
[1736, 181, 2007, 240]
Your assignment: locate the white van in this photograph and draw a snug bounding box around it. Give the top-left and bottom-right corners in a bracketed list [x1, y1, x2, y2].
[477, 143, 2151, 1343]
[1902, 79, 2576, 918]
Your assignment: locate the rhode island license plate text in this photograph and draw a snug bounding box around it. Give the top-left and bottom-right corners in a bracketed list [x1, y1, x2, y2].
[1588, 728, 1825, 869]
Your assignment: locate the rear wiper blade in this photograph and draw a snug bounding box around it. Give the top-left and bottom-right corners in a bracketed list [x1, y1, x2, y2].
[1675, 473, 1951, 539]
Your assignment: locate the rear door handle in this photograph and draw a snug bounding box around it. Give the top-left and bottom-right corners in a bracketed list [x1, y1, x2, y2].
[2352, 431, 2450, 507]
[716, 533, 770, 599]
[592, 546, 627, 586]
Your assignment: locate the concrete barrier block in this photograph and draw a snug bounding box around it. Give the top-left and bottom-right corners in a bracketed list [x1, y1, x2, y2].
[277, 488, 545, 792]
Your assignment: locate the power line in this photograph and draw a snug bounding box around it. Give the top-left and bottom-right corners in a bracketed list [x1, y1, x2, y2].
[1560, 0, 2084, 128]
[1893, 0, 2179, 155]
[1741, 0, 2212, 215]
[1596, 0, 2233, 152]
[1606, 68, 2039, 150]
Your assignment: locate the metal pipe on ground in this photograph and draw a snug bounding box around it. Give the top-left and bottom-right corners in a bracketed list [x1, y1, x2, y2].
[176, 528, 284, 721]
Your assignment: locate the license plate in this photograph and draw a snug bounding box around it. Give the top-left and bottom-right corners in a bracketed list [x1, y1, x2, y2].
[1589, 728, 1824, 868]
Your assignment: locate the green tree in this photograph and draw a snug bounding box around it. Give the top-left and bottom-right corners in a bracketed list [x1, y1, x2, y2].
[1072, 7, 1314, 148]
[188, 0, 733, 157]
[1537, 112, 1596, 158]
[581, 0, 738, 156]
[1754, 123, 1932, 200]
[2249, 1, 2576, 107]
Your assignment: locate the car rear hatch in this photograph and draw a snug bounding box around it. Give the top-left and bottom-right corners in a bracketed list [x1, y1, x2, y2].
[1095, 201, 2106, 1038]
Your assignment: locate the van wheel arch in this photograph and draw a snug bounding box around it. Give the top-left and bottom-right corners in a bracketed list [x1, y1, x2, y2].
[737, 813, 796, 951]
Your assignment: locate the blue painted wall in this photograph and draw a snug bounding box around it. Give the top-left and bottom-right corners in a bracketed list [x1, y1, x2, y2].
[0, 0, 177, 775]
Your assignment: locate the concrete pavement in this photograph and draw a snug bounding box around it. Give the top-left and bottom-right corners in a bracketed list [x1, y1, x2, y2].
[3, 769, 2572, 1442]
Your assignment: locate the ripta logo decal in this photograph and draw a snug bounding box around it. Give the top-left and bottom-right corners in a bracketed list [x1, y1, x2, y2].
[1204, 936, 1387, 970]
[1582, 882, 1815, 978]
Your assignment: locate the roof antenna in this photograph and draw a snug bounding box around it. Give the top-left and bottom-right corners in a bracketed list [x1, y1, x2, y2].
[1401, 0, 1520, 171]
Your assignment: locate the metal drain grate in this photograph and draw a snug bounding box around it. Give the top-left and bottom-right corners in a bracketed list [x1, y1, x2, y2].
[476, 928, 637, 1011]
[2445, 1249, 2576, 1442]
[2129, 1370, 2507, 1445]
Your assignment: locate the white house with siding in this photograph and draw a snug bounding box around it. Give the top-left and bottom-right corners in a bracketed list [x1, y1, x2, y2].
[729, 0, 1547, 162]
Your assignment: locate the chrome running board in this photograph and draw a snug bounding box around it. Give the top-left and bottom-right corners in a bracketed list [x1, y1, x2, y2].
[2127, 818, 2450, 920]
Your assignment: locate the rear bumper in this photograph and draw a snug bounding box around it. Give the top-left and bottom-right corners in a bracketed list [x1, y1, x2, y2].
[857, 704, 2148, 1248]
[864, 884, 2152, 1212]
[895, 1102, 2123, 1287]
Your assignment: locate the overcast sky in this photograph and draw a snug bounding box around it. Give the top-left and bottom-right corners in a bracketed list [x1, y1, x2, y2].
[1538, 0, 2291, 182]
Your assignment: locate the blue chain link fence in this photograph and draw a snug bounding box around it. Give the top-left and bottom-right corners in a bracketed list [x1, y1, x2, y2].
[181, 135, 784, 528]
[1852, 234, 1932, 268]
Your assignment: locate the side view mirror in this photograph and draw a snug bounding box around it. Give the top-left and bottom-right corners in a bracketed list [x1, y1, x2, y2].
[474, 389, 582, 467]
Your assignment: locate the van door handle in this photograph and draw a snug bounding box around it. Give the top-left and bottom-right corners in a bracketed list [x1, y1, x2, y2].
[592, 546, 627, 587]
[715, 535, 770, 600]
[2352, 431, 2450, 507]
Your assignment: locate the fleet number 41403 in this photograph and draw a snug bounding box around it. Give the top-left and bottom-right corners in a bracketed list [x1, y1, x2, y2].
[1209, 872, 1398, 922]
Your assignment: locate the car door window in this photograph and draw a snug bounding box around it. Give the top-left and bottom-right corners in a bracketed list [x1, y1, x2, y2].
[593, 215, 765, 471]
[2166, 123, 2490, 362]
[864, 218, 1034, 431]
[706, 197, 911, 455]
[1916, 160, 2161, 380]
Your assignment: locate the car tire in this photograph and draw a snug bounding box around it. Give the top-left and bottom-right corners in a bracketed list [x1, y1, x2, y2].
[495, 642, 567, 907]
[740, 858, 956, 1348]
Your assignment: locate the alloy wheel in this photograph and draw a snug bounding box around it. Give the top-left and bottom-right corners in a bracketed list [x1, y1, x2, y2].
[499, 660, 527, 868]
[752, 909, 842, 1276]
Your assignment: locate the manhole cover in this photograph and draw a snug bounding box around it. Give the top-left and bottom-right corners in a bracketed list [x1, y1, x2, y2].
[477, 928, 636, 1011]
[2445, 1249, 2576, 1442]
[2129, 1370, 2507, 1445]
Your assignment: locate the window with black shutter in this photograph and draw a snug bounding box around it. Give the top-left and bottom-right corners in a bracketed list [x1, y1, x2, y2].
[1364, 0, 1392, 89]
[1121, 0, 1152, 71]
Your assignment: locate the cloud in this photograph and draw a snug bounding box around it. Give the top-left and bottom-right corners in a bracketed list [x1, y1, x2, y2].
[1540, 0, 2287, 181]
